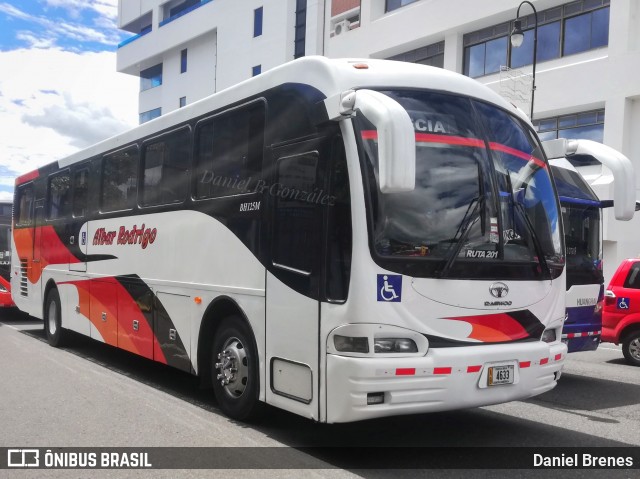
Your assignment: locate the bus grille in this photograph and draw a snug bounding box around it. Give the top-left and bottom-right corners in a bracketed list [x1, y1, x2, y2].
[20, 259, 28, 297]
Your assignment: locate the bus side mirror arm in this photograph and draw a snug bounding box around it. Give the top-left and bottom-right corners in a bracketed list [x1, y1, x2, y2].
[324, 89, 416, 193]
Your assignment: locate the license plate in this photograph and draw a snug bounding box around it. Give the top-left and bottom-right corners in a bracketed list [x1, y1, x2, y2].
[487, 365, 514, 386]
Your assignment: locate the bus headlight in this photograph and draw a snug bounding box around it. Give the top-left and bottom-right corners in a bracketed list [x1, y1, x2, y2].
[334, 335, 369, 353]
[328, 324, 428, 357]
[374, 338, 418, 353]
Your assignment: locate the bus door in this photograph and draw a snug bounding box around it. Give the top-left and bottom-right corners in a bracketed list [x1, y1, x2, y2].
[69, 166, 90, 273]
[265, 138, 327, 420]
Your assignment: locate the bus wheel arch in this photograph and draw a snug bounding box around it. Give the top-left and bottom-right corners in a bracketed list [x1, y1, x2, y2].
[197, 297, 254, 383]
[197, 296, 261, 420]
[44, 285, 66, 347]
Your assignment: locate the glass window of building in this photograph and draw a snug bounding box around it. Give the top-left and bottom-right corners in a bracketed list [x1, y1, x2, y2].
[254, 7, 263, 37]
[140, 64, 162, 91]
[533, 109, 605, 143]
[463, 1, 609, 78]
[139, 108, 161, 124]
[252, 65, 261, 76]
[180, 49, 187, 73]
[294, 0, 307, 59]
[388, 41, 444, 69]
[385, 0, 419, 12]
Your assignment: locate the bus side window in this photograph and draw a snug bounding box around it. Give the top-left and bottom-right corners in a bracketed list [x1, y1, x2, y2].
[194, 101, 265, 199]
[273, 152, 319, 274]
[47, 171, 72, 220]
[101, 146, 139, 212]
[325, 141, 352, 302]
[142, 128, 190, 206]
[72, 168, 89, 218]
[16, 184, 34, 226]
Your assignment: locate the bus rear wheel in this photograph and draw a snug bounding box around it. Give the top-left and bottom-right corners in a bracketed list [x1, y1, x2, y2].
[211, 316, 260, 420]
[622, 330, 640, 367]
[44, 288, 66, 347]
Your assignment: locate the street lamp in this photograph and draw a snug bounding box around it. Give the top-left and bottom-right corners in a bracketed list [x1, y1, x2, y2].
[510, 1, 538, 120]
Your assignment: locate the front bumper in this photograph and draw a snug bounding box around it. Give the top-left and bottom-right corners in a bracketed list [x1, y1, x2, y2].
[326, 341, 566, 423]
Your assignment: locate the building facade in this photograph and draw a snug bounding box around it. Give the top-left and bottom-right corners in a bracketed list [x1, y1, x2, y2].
[117, 0, 640, 281]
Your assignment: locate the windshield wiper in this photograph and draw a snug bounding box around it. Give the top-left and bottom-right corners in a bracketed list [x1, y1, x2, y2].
[438, 195, 483, 278]
[439, 166, 488, 279]
[512, 200, 552, 279]
[505, 172, 551, 279]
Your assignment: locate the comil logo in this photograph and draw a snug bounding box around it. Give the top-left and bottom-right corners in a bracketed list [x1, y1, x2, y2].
[8, 449, 39, 468]
[489, 282, 509, 299]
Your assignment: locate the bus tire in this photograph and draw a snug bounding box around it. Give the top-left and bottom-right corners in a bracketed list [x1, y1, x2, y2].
[44, 288, 66, 347]
[211, 315, 261, 420]
[622, 330, 640, 367]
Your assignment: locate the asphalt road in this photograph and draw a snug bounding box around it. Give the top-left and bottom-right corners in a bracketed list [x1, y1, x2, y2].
[0, 309, 638, 479]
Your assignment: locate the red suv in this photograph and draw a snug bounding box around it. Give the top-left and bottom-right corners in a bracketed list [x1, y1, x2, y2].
[603, 258, 640, 366]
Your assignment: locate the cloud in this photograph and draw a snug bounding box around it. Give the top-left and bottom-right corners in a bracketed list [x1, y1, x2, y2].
[0, 48, 138, 195]
[0, 2, 124, 48]
[23, 93, 127, 148]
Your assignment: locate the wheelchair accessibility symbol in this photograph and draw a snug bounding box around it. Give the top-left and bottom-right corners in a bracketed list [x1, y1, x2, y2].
[377, 274, 402, 302]
[617, 297, 630, 310]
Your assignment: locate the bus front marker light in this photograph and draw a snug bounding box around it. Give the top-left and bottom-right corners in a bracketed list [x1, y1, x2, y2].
[367, 392, 385, 405]
[374, 338, 418, 353]
[541, 329, 556, 343]
[334, 335, 369, 353]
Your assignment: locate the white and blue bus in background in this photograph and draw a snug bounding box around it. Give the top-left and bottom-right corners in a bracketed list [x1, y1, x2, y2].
[544, 139, 635, 353]
[12, 57, 567, 423]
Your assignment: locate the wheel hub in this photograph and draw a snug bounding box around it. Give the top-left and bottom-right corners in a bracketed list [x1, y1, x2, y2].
[215, 337, 248, 398]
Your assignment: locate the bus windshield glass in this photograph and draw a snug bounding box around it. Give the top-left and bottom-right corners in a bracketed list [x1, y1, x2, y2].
[552, 165, 603, 286]
[357, 89, 564, 280]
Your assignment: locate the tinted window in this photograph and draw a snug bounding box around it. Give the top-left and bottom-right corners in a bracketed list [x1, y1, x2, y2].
[325, 141, 351, 302]
[142, 128, 190, 206]
[16, 184, 34, 226]
[73, 168, 89, 217]
[273, 152, 318, 273]
[48, 171, 72, 220]
[563, 7, 609, 56]
[195, 102, 265, 199]
[254, 7, 263, 37]
[102, 147, 138, 212]
[140, 64, 162, 91]
[624, 263, 640, 289]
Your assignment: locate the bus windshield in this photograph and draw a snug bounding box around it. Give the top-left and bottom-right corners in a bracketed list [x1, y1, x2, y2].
[552, 164, 603, 286]
[357, 89, 564, 280]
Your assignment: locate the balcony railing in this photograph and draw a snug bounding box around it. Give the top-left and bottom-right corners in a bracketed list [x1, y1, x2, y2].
[117, 0, 214, 49]
[159, 0, 214, 27]
[117, 28, 151, 49]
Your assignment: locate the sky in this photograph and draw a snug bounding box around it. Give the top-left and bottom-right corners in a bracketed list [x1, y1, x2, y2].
[0, 0, 139, 201]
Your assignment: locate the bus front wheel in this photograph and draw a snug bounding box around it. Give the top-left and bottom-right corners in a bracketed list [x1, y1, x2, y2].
[44, 288, 66, 347]
[211, 316, 260, 420]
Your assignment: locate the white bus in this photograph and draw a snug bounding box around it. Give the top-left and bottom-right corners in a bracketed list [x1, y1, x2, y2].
[544, 139, 635, 354]
[12, 57, 567, 423]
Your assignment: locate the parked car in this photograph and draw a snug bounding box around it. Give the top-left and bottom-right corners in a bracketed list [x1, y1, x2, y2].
[603, 258, 640, 366]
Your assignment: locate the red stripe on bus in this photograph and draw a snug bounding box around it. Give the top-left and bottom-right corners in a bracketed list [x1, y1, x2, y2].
[540, 358, 549, 365]
[519, 361, 531, 368]
[415, 133, 485, 148]
[434, 367, 452, 375]
[467, 365, 482, 373]
[395, 368, 415, 376]
[360, 131, 547, 169]
[488, 142, 546, 169]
